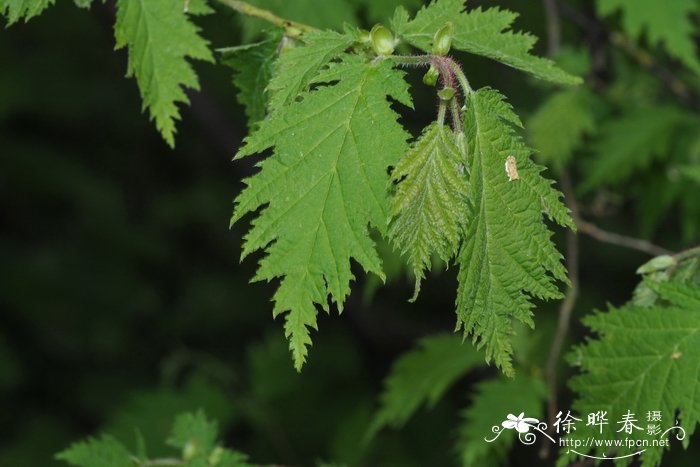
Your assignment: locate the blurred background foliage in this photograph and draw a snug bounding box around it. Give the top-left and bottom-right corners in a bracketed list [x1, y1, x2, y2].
[0, 0, 699, 466]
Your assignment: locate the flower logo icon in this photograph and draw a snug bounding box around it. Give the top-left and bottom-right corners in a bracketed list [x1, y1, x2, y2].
[502, 413, 540, 433]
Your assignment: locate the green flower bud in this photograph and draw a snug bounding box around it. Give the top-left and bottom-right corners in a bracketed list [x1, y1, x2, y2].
[208, 447, 224, 466]
[431, 22, 453, 56]
[438, 87, 456, 101]
[358, 29, 371, 44]
[182, 440, 197, 461]
[370, 24, 395, 56]
[422, 65, 439, 86]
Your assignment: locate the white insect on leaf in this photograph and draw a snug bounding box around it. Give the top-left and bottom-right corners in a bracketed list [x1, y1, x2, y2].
[505, 155, 520, 181]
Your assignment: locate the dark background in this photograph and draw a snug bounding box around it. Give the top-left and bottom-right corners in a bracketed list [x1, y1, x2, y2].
[0, 1, 696, 466]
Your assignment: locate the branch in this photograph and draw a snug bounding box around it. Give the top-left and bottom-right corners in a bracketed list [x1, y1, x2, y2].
[542, 171, 580, 459]
[576, 220, 673, 256]
[556, 0, 700, 110]
[214, 0, 316, 37]
[542, 0, 561, 56]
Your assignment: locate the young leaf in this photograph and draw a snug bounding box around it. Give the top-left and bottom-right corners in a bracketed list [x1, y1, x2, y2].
[220, 31, 282, 128]
[580, 106, 685, 192]
[233, 56, 411, 370]
[564, 280, 700, 466]
[114, 0, 214, 147]
[457, 374, 546, 467]
[0, 0, 54, 24]
[393, 0, 581, 85]
[266, 30, 355, 115]
[56, 435, 133, 467]
[598, 0, 700, 74]
[369, 334, 484, 435]
[389, 122, 469, 298]
[167, 410, 218, 460]
[527, 89, 597, 172]
[458, 88, 573, 376]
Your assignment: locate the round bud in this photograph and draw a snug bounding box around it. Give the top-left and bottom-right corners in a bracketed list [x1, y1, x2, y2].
[208, 447, 224, 466]
[182, 441, 197, 461]
[422, 65, 439, 86]
[438, 87, 456, 101]
[431, 22, 453, 56]
[370, 24, 395, 56]
[358, 29, 371, 44]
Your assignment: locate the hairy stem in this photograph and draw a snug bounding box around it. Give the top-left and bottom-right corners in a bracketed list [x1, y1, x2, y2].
[214, 0, 316, 37]
[673, 245, 700, 263]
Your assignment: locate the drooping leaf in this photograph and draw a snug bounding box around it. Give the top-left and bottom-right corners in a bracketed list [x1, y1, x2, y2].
[457, 88, 573, 376]
[266, 30, 356, 115]
[220, 31, 282, 128]
[56, 435, 132, 467]
[580, 106, 685, 192]
[393, 0, 581, 85]
[0, 0, 54, 24]
[389, 122, 469, 298]
[457, 374, 547, 467]
[527, 89, 597, 172]
[563, 280, 700, 467]
[233, 56, 411, 370]
[369, 333, 484, 435]
[114, 0, 214, 147]
[598, 0, 700, 74]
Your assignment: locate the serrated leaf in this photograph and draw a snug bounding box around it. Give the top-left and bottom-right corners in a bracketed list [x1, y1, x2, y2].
[114, 0, 214, 147]
[598, 0, 700, 74]
[564, 280, 700, 467]
[233, 57, 411, 370]
[221, 32, 281, 128]
[56, 435, 133, 467]
[457, 88, 573, 376]
[389, 122, 469, 299]
[457, 375, 546, 467]
[266, 30, 355, 115]
[580, 106, 685, 192]
[0, 0, 54, 24]
[369, 334, 484, 435]
[527, 89, 597, 172]
[394, 0, 580, 85]
[167, 411, 218, 460]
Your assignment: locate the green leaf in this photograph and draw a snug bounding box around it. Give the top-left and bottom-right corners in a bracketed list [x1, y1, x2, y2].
[527, 89, 597, 172]
[167, 411, 218, 461]
[580, 106, 685, 192]
[394, 0, 581, 85]
[389, 122, 469, 299]
[56, 435, 133, 467]
[598, 0, 700, 74]
[369, 333, 484, 435]
[114, 0, 214, 147]
[220, 31, 281, 128]
[457, 374, 546, 467]
[0, 0, 54, 24]
[565, 280, 700, 466]
[457, 88, 573, 376]
[266, 30, 355, 116]
[233, 56, 411, 370]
